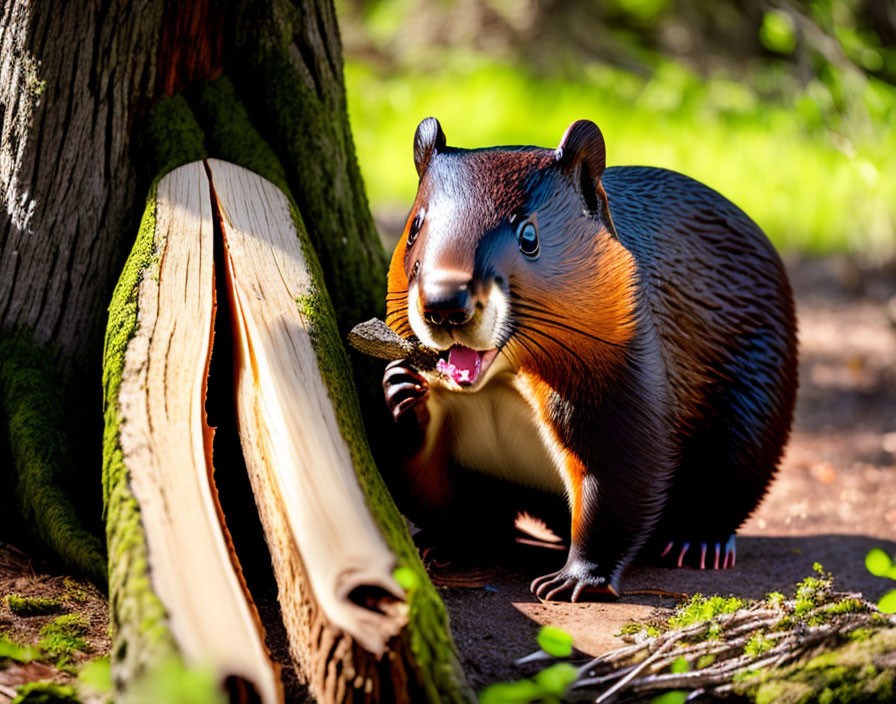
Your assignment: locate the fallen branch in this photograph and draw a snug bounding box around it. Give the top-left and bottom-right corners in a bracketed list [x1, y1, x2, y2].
[520, 568, 896, 703]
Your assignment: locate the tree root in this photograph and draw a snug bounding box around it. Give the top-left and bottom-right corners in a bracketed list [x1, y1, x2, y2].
[0, 333, 105, 585]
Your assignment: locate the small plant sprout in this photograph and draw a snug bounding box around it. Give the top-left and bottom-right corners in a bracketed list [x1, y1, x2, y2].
[866, 548, 896, 613]
[480, 626, 577, 704]
[537, 626, 574, 658]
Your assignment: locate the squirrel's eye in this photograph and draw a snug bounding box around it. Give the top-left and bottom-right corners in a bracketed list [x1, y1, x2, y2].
[407, 209, 425, 247]
[517, 221, 539, 257]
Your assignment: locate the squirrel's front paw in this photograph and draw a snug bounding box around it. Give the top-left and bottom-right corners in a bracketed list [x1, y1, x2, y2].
[531, 555, 619, 602]
[383, 360, 429, 421]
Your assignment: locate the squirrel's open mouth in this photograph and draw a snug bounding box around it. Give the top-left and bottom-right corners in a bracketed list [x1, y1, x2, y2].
[435, 345, 499, 388]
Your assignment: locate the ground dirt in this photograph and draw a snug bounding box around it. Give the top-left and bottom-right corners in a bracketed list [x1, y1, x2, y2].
[0, 255, 894, 701]
[0, 543, 108, 702]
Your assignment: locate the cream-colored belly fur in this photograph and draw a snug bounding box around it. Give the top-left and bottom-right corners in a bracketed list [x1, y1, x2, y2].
[428, 376, 566, 496]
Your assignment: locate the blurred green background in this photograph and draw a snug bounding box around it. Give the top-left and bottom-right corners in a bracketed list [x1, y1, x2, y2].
[335, 0, 896, 256]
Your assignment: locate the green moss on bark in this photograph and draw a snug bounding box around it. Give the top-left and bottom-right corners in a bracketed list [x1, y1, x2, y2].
[102, 185, 182, 691]
[0, 334, 105, 584]
[295, 272, 471, 703]
[6, 595, 62, 617]
[144, 94, 207, 180]
[736, 628, 896, 703]
[10, 682, 79, 704]
[188, 74, 290, 196]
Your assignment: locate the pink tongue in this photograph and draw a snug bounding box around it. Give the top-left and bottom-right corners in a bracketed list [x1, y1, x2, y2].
[441, 346, 482, 385]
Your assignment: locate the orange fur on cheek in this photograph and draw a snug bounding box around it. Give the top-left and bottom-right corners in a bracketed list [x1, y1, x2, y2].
[510, 234, 639, 387]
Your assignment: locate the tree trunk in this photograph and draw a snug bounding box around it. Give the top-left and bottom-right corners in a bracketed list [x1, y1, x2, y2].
[0, 0, 375, 574]
[0, 0, 170, 371]
[1, 1, 470, 701]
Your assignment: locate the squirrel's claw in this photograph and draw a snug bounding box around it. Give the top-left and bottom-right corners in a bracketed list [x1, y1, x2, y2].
[383, 360, 429, 420]
[723, 534, 736, 569]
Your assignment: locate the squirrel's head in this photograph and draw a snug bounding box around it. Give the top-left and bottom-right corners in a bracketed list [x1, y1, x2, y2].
[386, 118, 638, 392]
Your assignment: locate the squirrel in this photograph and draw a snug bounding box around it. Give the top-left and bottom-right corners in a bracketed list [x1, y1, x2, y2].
[382, 117, 798, 601]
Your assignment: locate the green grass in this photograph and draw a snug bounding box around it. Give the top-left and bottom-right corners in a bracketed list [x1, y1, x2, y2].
[345, 56, 896, 255]
[37, 614, 88, 663]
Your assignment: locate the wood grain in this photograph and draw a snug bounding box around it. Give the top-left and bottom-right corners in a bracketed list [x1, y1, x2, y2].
[117, 161, 280, 704]
[209, 158, 406, 658]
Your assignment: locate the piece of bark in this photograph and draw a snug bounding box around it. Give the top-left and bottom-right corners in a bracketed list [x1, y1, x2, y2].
[209, 160, 458, 703]
[210, 159, 407, 650]
[347, 319, 439, 371]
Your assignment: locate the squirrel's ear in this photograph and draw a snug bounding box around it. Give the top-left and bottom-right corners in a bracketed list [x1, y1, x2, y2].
[556, 120, 616, 236]
[414, 117, 446, 177]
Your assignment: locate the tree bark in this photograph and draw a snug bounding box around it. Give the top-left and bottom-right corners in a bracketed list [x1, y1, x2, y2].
[0, 0, 206, 575]
[0, 0, 164, 372]
[0, 0, 394, 562]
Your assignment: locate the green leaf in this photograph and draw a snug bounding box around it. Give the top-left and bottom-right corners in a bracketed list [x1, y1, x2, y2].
[533, 663, 578, 696]
[696, 654, 716, 669]
[392, 566, 418, 591]
[79, 657, 112, 694]
[537, 626, 574, 658]
[651, 691, 688, 704]
[866, 549, 894, 578]
[670, 656, 690, 674]
[759, 10, 797, 55]
[613, 0, 670, 23]
[479, 679, 542, 704]
[878, 590, 896, 614]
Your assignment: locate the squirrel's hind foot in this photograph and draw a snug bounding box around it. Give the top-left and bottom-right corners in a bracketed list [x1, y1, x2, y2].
[658, 534, 736, 570]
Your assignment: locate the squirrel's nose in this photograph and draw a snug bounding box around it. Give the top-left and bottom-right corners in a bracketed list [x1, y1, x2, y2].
[420, 274, 473, 327]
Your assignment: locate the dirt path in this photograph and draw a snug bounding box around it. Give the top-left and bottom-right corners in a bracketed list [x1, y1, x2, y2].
[437, 256, 896, 690]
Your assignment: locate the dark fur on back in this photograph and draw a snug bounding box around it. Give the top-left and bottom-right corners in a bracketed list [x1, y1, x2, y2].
[603, 166, 798, 544]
